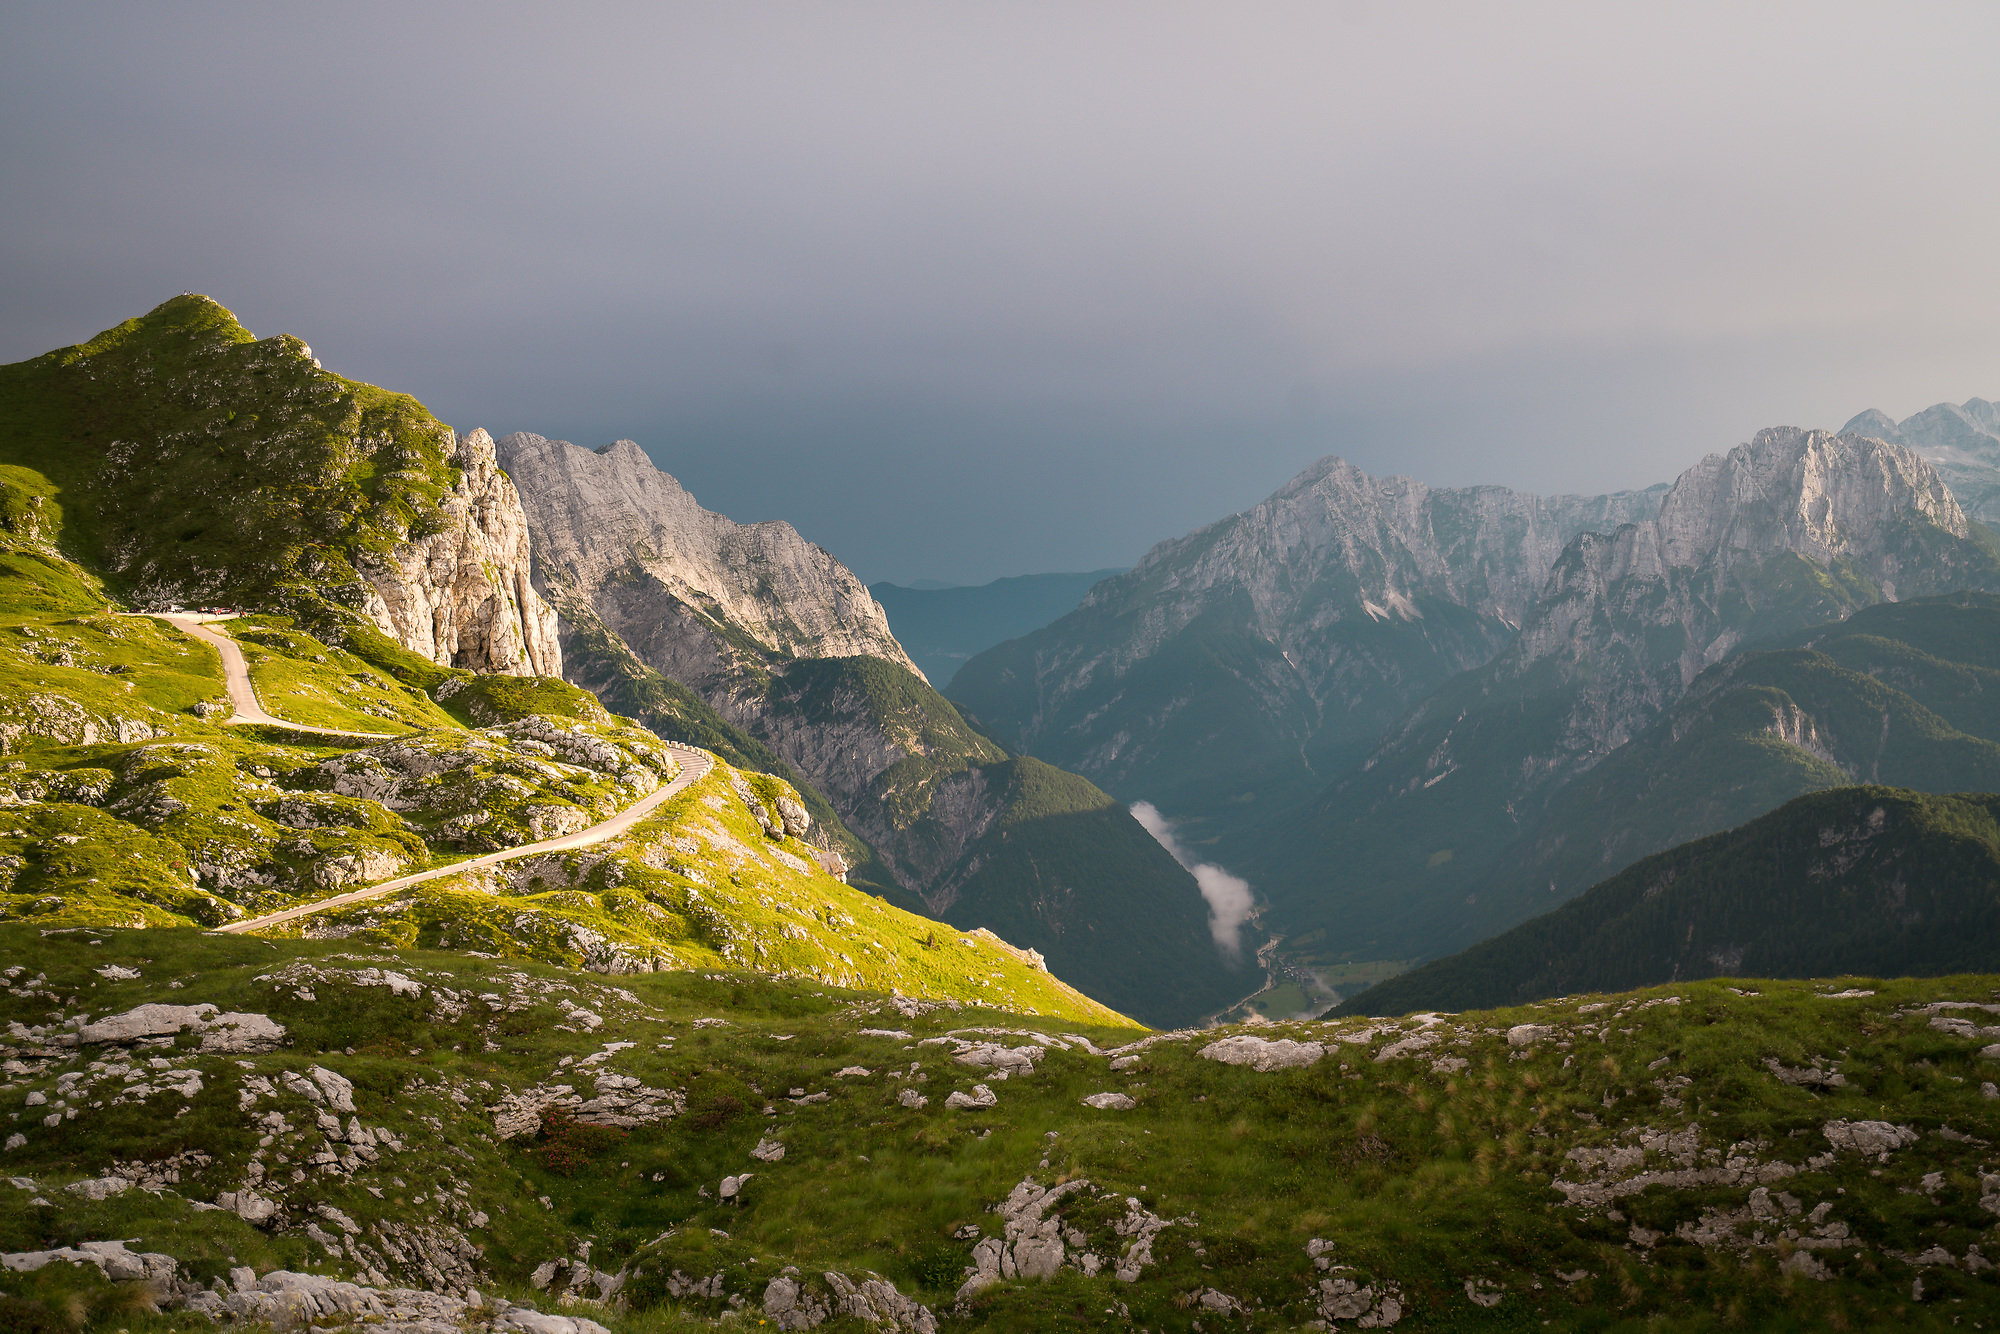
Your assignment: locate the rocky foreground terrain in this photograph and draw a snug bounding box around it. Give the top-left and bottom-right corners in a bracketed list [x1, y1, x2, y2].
[6, 925, 2000, 1331]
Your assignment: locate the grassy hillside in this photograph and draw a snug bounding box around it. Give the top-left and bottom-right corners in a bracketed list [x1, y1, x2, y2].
[0, 510, 1120, 1025]
[7, 927, 2000, 1329]
[0, 295, 461, 630]
[1341, 786, 2000, 1015]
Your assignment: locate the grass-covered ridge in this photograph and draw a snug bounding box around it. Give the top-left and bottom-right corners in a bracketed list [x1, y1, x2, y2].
[5, 928, 2000, 1330]
[0, 294, 461, 628]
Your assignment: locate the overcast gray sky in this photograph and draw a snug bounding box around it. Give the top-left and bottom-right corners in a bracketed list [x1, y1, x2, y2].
[4, 3, 1998, 585]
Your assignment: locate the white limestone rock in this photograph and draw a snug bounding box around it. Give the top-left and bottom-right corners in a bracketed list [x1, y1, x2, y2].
[75, 1002, 285, 1052]
[1199, 1035, 1325, 1071]
[358, 428, 560, 678]
[944, 1084, 997, 1110]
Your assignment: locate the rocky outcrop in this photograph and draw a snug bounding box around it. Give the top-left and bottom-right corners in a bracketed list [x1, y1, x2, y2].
[1844, 397, 2000, 525]
[494, 433, 915, 680]
[358, 428, 560, 677]
[1198, 1034, 1325, 1071]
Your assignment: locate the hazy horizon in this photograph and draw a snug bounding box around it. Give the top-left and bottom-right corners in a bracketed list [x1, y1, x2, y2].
[5, 3, 1998, 585]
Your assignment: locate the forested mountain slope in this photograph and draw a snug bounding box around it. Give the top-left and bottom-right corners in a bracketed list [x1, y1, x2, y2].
[1343, 786, 2000, 1014]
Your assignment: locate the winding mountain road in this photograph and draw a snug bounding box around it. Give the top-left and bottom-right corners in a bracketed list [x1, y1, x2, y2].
[214, 740, 713, 935]
[150, 612, 397, 741]
[141, 612, 717, 935]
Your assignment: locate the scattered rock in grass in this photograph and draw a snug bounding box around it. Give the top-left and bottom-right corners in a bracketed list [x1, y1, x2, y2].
[1313, 1273, 1404, 1325]
[1464, 1277, 1503, 1307]
[1199, 1035, 1325, 1071]
[952, 1043, 1039, 1077]
[1081, 1092, 1135, 1110]
[751, 1137, 787, 1162]
[1764, 1058, 1846, 1088]
[1823, 1120, 1918, 1157]
[766, 1270, 936, 1333]
[944, 1084, 997, 1110]
[1108, 1054, 1142, 1071]
[1, 1241, 178, 1283]
[75, 1002, 285, 1051]
[62, 1176, 130, 1200]
[898, 1088, 928, 1109]
[957, 1177, 1094, 1298]
[1506, 1024, 1552, 1047]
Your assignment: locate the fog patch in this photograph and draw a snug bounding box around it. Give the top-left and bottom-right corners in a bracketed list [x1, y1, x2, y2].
[1130, 800, 1253, 962]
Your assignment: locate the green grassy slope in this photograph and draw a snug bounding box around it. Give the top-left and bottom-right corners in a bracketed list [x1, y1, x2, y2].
[0, 295, 462, 630]
[1341, 786, 2000, 1015]
[0, 483, 1116, 1027]
[7, 927, 2000, 1330]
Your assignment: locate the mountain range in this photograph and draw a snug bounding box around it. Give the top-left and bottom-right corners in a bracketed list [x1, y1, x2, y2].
[8, 295, 2000, 1331]
[953, 420, 2000, 997]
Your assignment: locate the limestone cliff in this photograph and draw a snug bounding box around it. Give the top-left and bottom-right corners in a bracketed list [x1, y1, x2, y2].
[357, 428, 560, 677]
[948, 456, 1662, 826]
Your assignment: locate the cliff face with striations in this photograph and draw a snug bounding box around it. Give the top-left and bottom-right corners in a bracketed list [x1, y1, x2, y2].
[357, 428, 560, 678]
[498, 434, 916, 683]
[948, 455, 1663, 828]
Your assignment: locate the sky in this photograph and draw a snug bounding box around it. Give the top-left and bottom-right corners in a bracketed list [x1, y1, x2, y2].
[4, 3, 1999, 586]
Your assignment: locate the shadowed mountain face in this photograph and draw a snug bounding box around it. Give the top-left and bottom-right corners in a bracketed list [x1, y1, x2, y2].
[948, 456, 1664, 837]
[1256, 428, 2000, 969]
[1845, 396, 2000, 525]
[494, 432, 1243, 1026]
[1340, 786, 2000, 1016]
[870, 570, 1123, 688]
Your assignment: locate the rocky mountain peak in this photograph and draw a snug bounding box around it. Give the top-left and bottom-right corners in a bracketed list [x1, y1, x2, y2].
[1838, 396, 2000, 525]
[1093, 453, 1662, 647]
[1652, 426, 1968, 572]
[495, 431, 920, 679]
